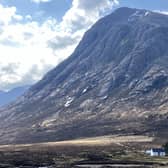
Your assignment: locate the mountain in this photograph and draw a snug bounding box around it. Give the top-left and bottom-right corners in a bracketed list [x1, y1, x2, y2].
[0, 86, 30, 107]
[0, 7, 168, 144]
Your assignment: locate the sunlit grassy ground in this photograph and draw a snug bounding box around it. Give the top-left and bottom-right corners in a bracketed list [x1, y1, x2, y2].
[0, 135, 154, 150]
[0, 135, 167, 167]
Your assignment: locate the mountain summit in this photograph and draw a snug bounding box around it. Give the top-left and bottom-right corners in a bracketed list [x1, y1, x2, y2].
[1, 7, 168, 144]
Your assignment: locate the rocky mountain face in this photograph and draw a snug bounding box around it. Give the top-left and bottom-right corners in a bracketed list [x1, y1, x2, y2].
[0, 86, 30, 107]
[0, 7, 168, 144]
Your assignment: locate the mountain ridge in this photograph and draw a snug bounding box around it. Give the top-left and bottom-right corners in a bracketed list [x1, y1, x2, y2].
[0, 7, 168, 144]
[0, 86, 30, 107]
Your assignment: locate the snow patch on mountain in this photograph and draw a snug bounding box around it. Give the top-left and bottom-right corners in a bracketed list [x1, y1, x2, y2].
[65, 97, 74, 107]
[128, 10, 150, 22]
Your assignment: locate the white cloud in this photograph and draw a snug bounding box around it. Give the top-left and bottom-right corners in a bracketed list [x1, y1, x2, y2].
[25, 15, 32, 20]
[0, 5, 60, 90]
[31, 0, 51, 3]
[75, 0, 119, 11]
[13, 14, 23, 21]
[0, 45, 57, 90]
[155, 10, 168, 15]
[0, 0, 119, 90]
[60, 0, 119, 33]
[0, 4, 17, 25]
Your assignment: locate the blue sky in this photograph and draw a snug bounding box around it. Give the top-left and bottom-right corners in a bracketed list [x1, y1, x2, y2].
[0, 0, 167, 91]
[1, 0, 168, 23]
[119, 0, 168, 11]
[0, 0, 71, 22]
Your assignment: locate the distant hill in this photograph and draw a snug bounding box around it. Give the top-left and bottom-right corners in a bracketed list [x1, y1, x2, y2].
[0, 86, 30, 106]
[0, 7, 168, 144]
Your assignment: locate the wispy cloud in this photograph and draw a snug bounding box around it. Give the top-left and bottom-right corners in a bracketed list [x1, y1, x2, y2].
[154, 10, 168, 15]
[31, 0, 51, 3]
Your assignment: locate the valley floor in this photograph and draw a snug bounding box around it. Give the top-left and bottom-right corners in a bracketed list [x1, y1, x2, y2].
[0, 135, 167, 168]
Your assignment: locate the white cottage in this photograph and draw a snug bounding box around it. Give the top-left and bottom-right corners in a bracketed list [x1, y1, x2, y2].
[146, 148, 166, 156]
